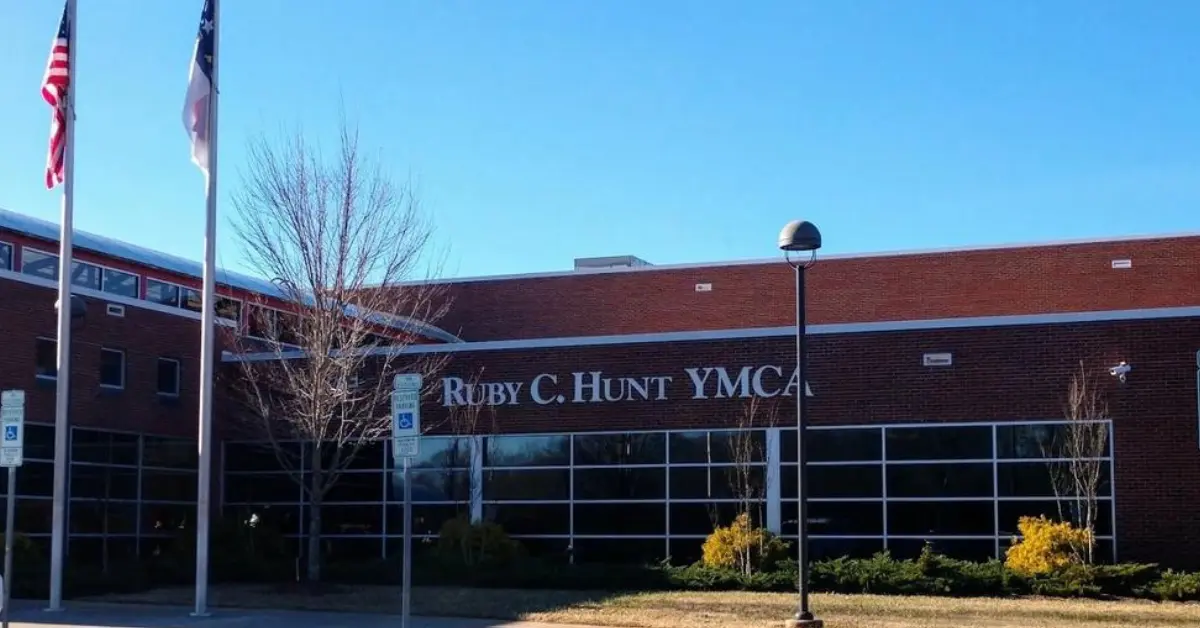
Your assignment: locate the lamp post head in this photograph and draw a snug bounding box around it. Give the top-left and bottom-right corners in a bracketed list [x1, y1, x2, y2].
[53, 294, 87, 320]
[778, 220, 822, 253]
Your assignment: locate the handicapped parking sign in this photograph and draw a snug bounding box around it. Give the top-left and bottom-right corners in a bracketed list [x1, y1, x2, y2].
[3, 425, 16, 442]
[396, 412, 414, 430]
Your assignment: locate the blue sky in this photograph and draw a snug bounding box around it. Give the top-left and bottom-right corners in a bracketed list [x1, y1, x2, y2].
[2, 1, 1199, 280]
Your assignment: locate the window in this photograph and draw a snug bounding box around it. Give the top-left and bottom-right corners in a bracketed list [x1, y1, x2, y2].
[182, 287, 203, 312]
[21, 249, 58, 280]
[216, 297, 242, 321]
[35, 337, 56, 379]
[99, 348, 125, 389]
[146, 279, 181, 307]
[157, 358, 180, 397]
[71, 260, 101, 290]
[102, 267, 140, 298]
[0, 242, 11, 271]
[247, 305, 300, 344]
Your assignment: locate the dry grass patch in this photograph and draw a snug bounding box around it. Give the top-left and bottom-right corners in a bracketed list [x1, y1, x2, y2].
[89, 584, 1200, 628]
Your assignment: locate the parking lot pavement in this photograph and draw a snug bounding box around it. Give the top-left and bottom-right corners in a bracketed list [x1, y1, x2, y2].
[2, 600, 598, 628]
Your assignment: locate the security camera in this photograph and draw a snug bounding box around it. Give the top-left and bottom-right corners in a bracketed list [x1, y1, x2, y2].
[1109, 362, 1131, 382]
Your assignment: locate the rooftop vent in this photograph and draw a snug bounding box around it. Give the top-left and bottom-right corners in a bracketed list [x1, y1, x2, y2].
[573, 255, 652, 271]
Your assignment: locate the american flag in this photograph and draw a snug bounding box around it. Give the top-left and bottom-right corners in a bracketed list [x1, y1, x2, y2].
[41, 3, 71, 190]
[183, 0, 215, 176]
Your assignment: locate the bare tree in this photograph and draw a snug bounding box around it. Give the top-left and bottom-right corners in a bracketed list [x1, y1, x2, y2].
[430, 370, 496, 516]
[1043, 360, 1111, 564]
[226, 121, 450, 582]
[718, 396, 777, 575]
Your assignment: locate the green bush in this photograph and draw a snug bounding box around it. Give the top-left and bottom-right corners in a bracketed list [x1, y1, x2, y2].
[434, 516, 524, 568]
[1153, 569, 1200, 602]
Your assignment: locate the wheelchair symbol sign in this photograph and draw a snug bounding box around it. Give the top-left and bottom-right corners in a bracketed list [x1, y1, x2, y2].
[396, 412, 414, 431]
[3, 426, 16, 442]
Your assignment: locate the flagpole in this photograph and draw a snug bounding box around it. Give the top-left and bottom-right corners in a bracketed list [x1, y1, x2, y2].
[193, 0, 219, 617]
[47, 0, 79, 612]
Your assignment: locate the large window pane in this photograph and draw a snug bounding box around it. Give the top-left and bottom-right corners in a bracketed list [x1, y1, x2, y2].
[707, 431, 767, 464]
[142, 436, 198, 469]
[69, 501, 137, 534]
[142, 503, 193, 536]
[782, 464, 882, 499]
[387, 469, 470, 502]
[142, 469, 198, 502]
[809, 537, 884, 560]
[0, 242, 11, 271]
[310, 440, 385, 471]
[102, 267, 140, 298]
[25, 424, 55, 461]
[573, 433, 665, 465]
[886, 425, 992, 460]
[574, 467, 665, 500]
[997, 461, 1112, 498]
[484, 504, 569, 535]
[223, 473, 299, 503]
[668, 432, 709, 463]
[323, 471, 384, 502]
[996, 423, 1111, 459]
[782, 428, 882, 463]
[998, 499, 1114, 537]
[889, 538, 997, 562]
[391, 437, 471, 469]
[484, 469, 569, 501]
[21, 249, 57, 280]
[887, 501, 994, 536]
[321, 505, 382, 535]
[6, 461, 54, 496]
[70, 465, 138, 500]
[887, 463, 994, 498]
[70, 261, 101, 290]
[146, 279, 181, 307]
[72, 429, 138, 465]
[224, 442, 295, 472]
[385, 504, 464, 536]
[670, 465, 765, 500]
[485, 435, 569, 467]
[573, 539, 666, 565]
[782, 501, 883, 536]
[574, 503, 666, 535]
[669, 503, 760, 535]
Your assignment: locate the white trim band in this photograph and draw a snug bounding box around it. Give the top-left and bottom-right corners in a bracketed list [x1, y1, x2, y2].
[227, 304, 1200, 362]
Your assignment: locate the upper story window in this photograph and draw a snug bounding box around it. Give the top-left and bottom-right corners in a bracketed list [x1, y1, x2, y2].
[20, 249, 140, 299]
[21, 248, 57, 280]
[145, 278, 242, 322]
[0, 242, 12, 271]
[247, 304, 301, 346]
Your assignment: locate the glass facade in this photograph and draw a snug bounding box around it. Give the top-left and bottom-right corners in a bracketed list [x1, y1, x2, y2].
[4, 424, 198, 568]
[220, 420, 1115, 566]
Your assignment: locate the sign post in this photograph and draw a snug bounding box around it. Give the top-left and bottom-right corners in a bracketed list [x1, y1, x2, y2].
[0, 391, 25, 628]
[391, 374, 422, 628]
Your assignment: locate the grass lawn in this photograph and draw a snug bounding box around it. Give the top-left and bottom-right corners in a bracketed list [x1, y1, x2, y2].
[89, 584, 1200, 628]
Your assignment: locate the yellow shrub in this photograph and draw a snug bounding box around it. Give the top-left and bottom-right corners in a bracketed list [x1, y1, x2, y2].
[701, 512, 789, 574]
[1005, 515, 1093, 575]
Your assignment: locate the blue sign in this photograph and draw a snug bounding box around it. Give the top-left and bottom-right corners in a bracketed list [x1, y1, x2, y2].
[3, 426, 16, 442]
[396, 412, 414, 430]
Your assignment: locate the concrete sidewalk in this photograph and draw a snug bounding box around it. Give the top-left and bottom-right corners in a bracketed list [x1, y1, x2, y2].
[2, 600, 596, 628]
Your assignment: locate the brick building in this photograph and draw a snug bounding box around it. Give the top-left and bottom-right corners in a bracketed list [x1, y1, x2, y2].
[3, 205, 1200, 569]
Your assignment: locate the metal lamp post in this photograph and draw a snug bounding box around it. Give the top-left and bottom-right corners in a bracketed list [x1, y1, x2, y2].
[778, 220, 822, 628]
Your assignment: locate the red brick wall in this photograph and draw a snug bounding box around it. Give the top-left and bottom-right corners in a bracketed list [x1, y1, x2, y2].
[0, 277, 204, 439]
[374, 316, 1200, 568]
[432, 236, 1200, 341]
